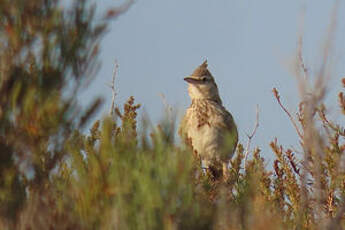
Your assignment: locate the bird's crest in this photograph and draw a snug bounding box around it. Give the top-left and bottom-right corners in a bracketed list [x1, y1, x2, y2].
[191, 60, 212, 77]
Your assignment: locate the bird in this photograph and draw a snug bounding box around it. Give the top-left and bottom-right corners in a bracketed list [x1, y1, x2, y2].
[179, 60, 238, 179]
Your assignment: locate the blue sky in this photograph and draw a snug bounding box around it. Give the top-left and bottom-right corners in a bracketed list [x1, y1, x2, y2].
[81, 0, 345, 164]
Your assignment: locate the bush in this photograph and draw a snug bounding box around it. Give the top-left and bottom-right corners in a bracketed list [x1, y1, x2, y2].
[0, 0, 344, 229]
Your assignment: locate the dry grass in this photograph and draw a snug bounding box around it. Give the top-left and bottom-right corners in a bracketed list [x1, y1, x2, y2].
[0, 0, 345, 229]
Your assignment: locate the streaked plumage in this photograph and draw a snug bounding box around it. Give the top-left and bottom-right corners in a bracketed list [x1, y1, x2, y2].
[179, 60, 238, 178]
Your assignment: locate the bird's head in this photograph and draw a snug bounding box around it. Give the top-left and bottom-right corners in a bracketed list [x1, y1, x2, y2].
[184, 60, 222, 104]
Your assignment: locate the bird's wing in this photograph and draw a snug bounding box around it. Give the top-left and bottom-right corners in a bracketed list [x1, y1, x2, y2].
[216, 109, 238, 154]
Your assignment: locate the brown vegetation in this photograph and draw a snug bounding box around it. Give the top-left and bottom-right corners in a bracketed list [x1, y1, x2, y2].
[0, 0, 344, 229]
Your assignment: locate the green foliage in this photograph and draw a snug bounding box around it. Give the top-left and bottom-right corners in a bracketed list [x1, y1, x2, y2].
[63, 100, 195, 229]
[1, 0, 345, 229]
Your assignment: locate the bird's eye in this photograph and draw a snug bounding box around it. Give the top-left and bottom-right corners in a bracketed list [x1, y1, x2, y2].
[202, 77, 207, 82]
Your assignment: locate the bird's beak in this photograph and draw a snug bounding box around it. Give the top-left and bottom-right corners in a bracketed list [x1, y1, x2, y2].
[184, 76, 200, 84]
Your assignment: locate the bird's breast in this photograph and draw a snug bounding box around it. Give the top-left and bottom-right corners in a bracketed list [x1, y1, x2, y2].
[185, 101, 228, 159]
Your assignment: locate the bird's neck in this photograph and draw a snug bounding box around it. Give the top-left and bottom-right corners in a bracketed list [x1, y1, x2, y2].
[188, 84, 223, 105]
[192, 96, 222, 105]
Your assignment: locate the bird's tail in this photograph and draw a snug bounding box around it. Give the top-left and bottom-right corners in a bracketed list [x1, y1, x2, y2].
[202, 159, 225, 180]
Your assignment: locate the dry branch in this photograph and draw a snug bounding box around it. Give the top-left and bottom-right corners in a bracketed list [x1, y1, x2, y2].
[108, 60, 119, 116]
[244, 104, 259, 170]
[273, 88, 304, 140]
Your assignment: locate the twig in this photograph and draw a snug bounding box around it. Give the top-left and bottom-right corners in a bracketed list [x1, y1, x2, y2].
[297, 37, 309, 81]
[159, 93, 176, 138]
[159, 93, 173, 113]
[244, 104, 259, 170]
[108, 60, 119, 116]
[318, 107, 345, 137]
[273, 88, 304, 140]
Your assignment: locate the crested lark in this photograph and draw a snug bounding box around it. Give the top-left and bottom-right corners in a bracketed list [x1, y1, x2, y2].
[179, 60, 238, 178]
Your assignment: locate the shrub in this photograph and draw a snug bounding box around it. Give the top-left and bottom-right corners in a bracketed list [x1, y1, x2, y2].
[0, 0, 344, 229]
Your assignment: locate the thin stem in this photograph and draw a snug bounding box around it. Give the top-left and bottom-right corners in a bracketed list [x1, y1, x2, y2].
[108, 60, 119, 116]
[244, 104, 259, 170]
[273, 88, 304, 140]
